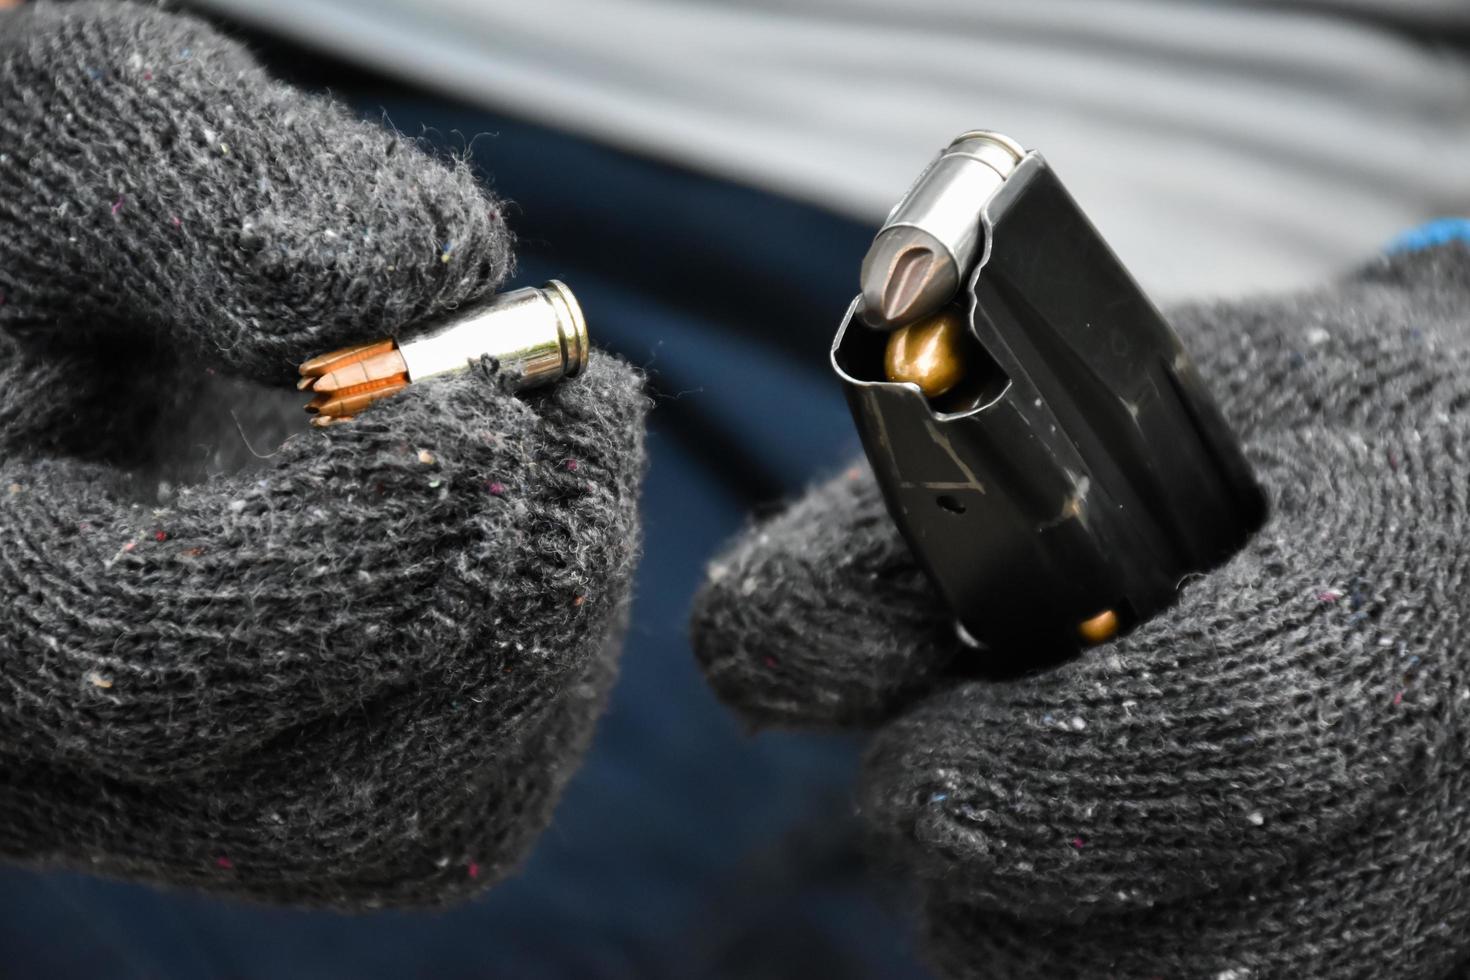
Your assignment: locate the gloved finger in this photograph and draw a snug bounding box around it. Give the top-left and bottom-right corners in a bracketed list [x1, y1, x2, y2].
[689, 243, 1470, 730]
[0, 1, 511, 382]
[916, 726, 1470, 979]
[855, 422, 1469, 919]
[0, 330, 192, 465]
[0, 353, 649, 784]
[0, 624, 626, 909]
[691, 461, 961, 728]
[1176, 243, 1470, 441]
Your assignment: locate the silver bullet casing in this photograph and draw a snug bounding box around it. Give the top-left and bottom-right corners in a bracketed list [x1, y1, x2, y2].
[859, 132, 1024, 331]
[399, 280, 589, 389]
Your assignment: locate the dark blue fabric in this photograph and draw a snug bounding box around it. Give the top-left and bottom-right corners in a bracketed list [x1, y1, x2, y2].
[0, 84, 934, 978]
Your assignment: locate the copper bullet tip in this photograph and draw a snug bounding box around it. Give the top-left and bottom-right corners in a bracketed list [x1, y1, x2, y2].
[883, 307, 971, 399]
[1077, 609, 1120, 645]
[298, 340, 410, 421]
[298, 339, 397, 377]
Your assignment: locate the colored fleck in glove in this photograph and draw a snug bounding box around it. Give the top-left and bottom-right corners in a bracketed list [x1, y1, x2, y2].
[692, 239, 1470, 978]
[0, 1, 648, 908]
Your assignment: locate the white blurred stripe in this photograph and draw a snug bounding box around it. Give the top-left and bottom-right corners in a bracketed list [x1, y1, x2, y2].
[191, 0, 1470, 298]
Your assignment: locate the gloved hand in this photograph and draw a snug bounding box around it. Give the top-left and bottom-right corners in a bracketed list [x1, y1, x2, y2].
[692, 240, 1470, 978]
[0, 1, 648, 909]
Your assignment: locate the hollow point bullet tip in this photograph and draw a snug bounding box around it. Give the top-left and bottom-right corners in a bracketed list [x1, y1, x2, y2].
[298, 342, 410, 421]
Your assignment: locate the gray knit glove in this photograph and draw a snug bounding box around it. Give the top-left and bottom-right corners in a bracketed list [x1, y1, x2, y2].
[692, 243, 1470, 978]
[0, 1, 648, 908]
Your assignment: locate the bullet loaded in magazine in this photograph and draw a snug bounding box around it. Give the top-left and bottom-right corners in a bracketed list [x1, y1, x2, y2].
[833, 131, 1266, 661]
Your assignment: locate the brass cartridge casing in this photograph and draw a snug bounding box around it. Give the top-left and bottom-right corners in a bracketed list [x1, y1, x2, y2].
[300, 281, 588, 424]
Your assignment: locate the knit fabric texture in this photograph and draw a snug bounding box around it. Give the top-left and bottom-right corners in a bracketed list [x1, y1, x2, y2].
[0, 1, 649, 909]
[691, 243, 1470, 978]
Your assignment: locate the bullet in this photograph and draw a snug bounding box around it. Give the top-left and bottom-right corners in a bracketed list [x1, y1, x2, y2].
[1077, 609, 1120, 646]
[300, 281, 588, 424]
[859, 132, 1024, 331]
[298, 339, 402, 386]
[883, 306, 970, 399]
